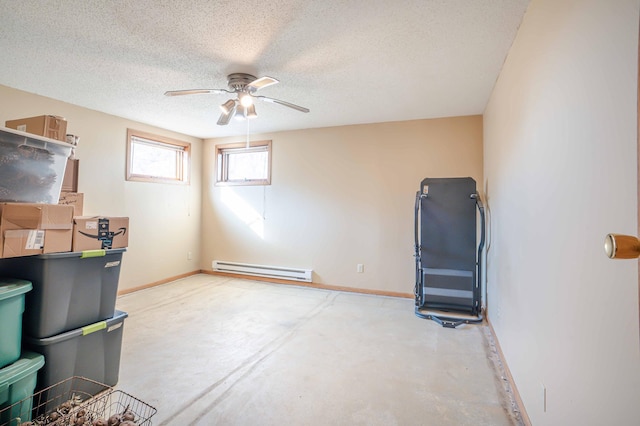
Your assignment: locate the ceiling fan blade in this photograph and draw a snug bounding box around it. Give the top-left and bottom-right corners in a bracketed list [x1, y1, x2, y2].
[256, 96, 309, 113]
[164, 89, 229, 96]
[217, 110, 233, 125]
[247, 76, 279, 92]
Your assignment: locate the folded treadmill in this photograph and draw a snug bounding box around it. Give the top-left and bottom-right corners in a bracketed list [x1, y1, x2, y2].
[414, 177, 485, 328]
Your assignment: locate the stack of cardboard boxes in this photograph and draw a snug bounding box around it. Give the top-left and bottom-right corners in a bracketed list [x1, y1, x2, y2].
[0, 203, 129, 258]
[1, 115, 129, 258]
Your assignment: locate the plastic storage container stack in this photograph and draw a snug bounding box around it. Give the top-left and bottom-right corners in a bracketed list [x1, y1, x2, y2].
[0, 249, 128, 393]
[0, 279, 45, 425]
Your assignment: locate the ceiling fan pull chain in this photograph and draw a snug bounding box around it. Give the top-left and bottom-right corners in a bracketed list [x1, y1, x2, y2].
[246, 114, 250, 148]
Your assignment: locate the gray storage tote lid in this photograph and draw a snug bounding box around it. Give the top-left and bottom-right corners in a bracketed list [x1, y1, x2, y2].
[24, 310, 128, 346]
[28, 248, 127, 260]
[0, 278, 32, 301]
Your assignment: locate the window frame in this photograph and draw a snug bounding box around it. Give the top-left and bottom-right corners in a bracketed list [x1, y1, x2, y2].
[126, 129, 191, 185]
[215, 140, 272, 186]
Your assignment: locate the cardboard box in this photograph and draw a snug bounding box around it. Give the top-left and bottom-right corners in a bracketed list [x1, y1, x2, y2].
[58, 192, 84, 216]
[5, 115, 68, 142]
[62, 159, 79, 192]
[0, 203, 74, 258]
[73, 217, 128, 251]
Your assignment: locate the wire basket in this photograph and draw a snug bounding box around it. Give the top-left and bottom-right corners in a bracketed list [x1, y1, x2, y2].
[0, 376, 156, 426]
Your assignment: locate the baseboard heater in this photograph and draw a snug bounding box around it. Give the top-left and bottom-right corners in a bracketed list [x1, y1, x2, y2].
[212, 260, 312, 282]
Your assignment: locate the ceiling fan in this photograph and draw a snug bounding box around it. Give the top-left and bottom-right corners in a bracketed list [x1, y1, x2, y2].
[164, 73, 310, 125]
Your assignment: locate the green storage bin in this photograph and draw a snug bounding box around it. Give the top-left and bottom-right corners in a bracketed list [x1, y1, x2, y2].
[0, 352, 45, 426]
[0, 279, 32, 369]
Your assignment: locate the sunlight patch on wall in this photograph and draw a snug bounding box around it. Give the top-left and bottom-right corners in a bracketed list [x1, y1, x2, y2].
[220, 186, 264, 239]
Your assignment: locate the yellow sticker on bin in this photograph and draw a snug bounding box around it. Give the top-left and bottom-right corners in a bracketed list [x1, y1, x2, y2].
[81, 249, 106, 259]
[82, 321, 107, 335]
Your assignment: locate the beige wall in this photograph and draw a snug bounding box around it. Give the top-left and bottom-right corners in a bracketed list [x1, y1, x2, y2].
[203, 116, 483, 294]
[0, 84, 203, 291]
[0, 83, 481, 295]
[484, 0, 640, 424]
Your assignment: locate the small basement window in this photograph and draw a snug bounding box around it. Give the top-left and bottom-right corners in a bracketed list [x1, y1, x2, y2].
[216, 140, 272, 186]
[126, 129, 190, 184]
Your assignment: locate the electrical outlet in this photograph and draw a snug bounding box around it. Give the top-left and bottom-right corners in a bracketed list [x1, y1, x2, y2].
[357, 264, 364, 273]
[187, 251, 192, 260]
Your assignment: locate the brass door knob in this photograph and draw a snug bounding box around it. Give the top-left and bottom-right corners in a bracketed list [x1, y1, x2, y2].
[604, 234, 640, 259]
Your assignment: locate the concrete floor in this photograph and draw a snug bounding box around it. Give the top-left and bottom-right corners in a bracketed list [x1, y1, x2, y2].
[115, 274, 517, 425]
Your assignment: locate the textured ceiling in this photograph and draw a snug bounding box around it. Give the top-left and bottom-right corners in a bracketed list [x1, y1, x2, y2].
[0, 0, 529, 139]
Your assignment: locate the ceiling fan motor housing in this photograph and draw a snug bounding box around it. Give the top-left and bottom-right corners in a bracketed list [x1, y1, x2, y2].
[227, 73, 258, 93]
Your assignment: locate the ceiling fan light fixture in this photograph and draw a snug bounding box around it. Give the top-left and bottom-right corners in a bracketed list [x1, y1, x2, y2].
[220, 99, 237, 114]
[217, 101, 237, 125]
[234, 106, 247, 121]
[239, 93, 253, 107]
[246, 104, 257, 119]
